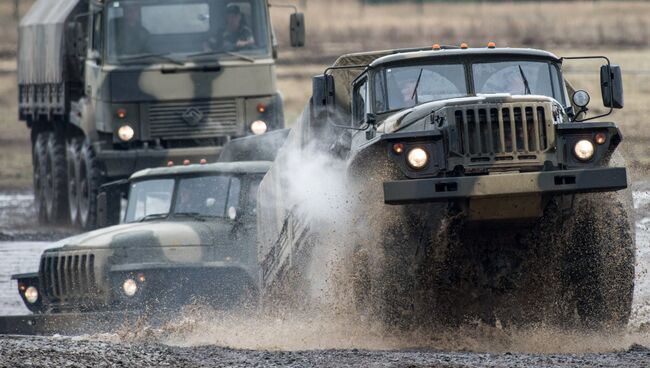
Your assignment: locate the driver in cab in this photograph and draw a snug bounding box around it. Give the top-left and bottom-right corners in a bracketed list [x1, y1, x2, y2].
[206, 4, 255, 51]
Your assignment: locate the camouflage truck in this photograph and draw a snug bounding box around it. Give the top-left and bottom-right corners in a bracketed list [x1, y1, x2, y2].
[13, 159, 271, 314]
[19, 0, 304, 230]
[257, 45, 634, 330]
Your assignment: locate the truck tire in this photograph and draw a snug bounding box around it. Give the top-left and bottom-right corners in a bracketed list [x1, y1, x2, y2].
[44, 132, 69, 224]
[66, 139, 82, 226]
[77, 141, 103, 230]
[32, 132, 48, 223]
[563, 193, 635, 330]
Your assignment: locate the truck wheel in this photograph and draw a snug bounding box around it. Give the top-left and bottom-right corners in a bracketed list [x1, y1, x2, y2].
[563, 194, 635, 330]
[77, 141, 103, 230]
[32, 132, 48, 223]
[44, 132, 69, 224]
[66, 139, 82, 226]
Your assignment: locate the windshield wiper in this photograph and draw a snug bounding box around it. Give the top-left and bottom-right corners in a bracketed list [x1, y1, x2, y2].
[518, 65, 532, 95]
[137, 213, 168, 222]
[118, 53, 185, 65]
[184, 50, 255, 63]
[411, 68, 424, 105]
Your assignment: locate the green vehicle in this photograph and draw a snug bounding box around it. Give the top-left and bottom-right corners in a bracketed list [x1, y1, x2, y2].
[257, 46, 634, 330]
[13, 159, 271, 314]
[19, 0, 304, 229]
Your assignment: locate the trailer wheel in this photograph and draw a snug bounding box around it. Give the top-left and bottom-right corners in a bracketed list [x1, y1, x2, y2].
[66, 139, 82, 226]
[77, 141, 103, 230]
[32, 132, 48, 223]
[44, 132, 69, 224]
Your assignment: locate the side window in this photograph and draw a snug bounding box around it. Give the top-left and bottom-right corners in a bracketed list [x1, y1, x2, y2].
[352, 78, 368, 126]
[373, 71, 386, 112]
[91, 13, 103, 54]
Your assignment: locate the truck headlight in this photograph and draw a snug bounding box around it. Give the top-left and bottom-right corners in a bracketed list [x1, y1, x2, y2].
[118, 125, 135, 142]
[574, 139, 595, 161]
[407, 147, 429, 169]
[122, 278, 137, 297]
[24, 286, 39, 304]
[251, 120, 268, 135]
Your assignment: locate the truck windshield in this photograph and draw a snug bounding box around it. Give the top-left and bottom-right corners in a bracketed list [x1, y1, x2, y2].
[106, 0, 270, 64]
[374, 64, 468, 113]
[124, 175, 241, 222]
[125, 179, 174, 222]
[373, 59, 564, 114]
[472, 61, 563, 101]
[173, 175, 240, 218]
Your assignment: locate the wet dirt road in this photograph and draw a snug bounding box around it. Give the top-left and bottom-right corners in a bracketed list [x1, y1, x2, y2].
[1, 334, 650, 368]
[1, 188, 650, 367]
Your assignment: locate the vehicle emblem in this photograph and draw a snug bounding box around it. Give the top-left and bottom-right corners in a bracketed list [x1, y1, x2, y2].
[182, 107, 204, 126]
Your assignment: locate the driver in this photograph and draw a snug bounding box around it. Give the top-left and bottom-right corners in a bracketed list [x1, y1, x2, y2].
[118, 4, 150, 55]
[218, 4, 255, 51]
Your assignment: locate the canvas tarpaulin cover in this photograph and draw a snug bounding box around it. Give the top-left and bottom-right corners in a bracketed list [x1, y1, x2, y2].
[18, 0, 82, 85]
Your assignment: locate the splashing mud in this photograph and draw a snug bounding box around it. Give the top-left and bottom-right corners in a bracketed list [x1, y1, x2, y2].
[90, 147, 650, 356]
[102, 306, 650, 355]
[97, 179, 650, 355]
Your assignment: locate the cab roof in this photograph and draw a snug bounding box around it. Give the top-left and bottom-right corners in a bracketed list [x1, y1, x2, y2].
[129, 161, 272, 181]
[368, 47, 562, 68]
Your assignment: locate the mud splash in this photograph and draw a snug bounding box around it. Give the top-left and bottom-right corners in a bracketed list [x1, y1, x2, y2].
[98, 183, 650, 355]
[106, 306, 650, 354]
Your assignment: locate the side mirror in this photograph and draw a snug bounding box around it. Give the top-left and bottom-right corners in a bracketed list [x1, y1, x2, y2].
[97, 179, 128, 227]
[311, 74, 335, 119]
[601, 64, 624, 109]
[289, 12, 305, 47]
[97, 192, 110, 228]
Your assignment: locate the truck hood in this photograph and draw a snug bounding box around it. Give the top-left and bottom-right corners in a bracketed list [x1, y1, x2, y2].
[378, 94, 561, 134]
[51, 220, 232, 250]
[107, 60, 276, 102]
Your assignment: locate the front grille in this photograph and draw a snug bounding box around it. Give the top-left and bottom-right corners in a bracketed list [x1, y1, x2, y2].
[452, 104, 554, 162]
[148, 98, 240, 139]
[40, 253, 96, 300]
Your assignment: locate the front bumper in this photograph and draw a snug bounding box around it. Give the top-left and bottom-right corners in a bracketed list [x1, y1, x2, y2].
[97, 146, 223, 178]
[384, 167, 627, 205]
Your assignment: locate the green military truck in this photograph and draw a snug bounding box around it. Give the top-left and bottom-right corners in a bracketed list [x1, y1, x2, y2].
[19, 0, 304, 229]
[257, 45, 634, 330]
[12, 159, 271, 315]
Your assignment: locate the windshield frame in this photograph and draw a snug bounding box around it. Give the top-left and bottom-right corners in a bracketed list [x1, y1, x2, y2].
[102, 0, 273, 66]
[359, 55, 567, 117]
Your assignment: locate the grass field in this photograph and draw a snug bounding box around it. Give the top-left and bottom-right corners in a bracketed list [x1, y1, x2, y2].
[1, 1, 649, 188]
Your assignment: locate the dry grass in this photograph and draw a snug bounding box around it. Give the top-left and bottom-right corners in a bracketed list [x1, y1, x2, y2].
[2, 1, 650, 188]
[271, 0, 650, 57]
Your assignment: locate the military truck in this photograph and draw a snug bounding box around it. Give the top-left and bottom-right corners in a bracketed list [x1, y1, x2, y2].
[13, 159, 271, 314]
[20, 0, 305, 230]
[257, 45, 634, 330]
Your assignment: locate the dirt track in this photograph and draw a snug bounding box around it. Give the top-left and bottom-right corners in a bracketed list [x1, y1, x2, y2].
[1, 334, 650, 368]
